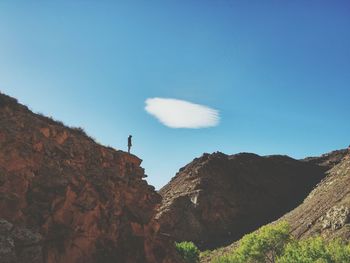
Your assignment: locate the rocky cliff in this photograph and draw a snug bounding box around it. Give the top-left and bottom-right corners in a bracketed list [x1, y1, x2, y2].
[0, 93, 182, 263]
[157, 152, 326, 249]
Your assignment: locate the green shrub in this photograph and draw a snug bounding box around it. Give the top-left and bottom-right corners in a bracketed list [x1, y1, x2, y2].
[212, 222, 350, 263]
[175, 241, 200, 263]
[213, 221, 290, 263]
[278, 237, 350, 263]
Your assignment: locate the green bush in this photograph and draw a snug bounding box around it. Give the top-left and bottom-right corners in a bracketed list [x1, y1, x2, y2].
[213, 222, 350, 263]
[278, 237, 350, 263]
[175, 241, 200, 263]
[213, 221, 290, 263]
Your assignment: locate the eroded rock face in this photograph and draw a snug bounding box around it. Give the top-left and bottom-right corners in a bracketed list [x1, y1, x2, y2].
[0, 219, 42, 263]
[0, 93, 182, 263]
[157, 152, 326, 249]
[281, 149, 350, 241]
[321, 205, 349, 230]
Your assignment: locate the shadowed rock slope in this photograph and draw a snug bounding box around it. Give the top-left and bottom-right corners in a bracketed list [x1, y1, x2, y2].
[157, 152, 326, 249]
[0, 93, 182, 263]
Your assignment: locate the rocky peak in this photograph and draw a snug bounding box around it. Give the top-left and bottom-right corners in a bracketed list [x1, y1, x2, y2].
[157, 151, 326, 249]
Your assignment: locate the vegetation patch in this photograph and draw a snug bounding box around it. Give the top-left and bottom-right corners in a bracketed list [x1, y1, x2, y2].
[212, 222, 350, 263]
[176, 241, 200, 263]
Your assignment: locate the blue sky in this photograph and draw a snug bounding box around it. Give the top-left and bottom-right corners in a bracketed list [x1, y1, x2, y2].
[1, 1, 349, 189]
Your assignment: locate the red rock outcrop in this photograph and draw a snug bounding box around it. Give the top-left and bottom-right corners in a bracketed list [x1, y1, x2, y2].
[0, 93, 182, 263]
[157, 152, 326, 249]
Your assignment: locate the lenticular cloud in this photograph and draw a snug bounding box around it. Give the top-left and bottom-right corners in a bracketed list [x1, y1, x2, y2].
[145, 98, 220, 128]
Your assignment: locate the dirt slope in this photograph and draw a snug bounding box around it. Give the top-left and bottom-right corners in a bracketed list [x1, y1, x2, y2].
[282, 148, 350, 240]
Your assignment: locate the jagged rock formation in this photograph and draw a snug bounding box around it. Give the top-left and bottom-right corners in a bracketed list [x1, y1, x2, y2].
[281, 148, 350, 240]
[0, 93, 182, 263]
[157, 152, 326, 249]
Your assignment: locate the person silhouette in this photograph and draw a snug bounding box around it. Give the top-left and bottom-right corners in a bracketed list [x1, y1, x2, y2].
[128, 135, 132, 153]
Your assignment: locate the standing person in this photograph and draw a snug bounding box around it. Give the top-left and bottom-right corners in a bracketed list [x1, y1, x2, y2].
[128, 135, 132, 153]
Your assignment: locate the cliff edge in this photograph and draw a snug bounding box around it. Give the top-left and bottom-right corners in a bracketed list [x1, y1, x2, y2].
[0, 93, 181, 263]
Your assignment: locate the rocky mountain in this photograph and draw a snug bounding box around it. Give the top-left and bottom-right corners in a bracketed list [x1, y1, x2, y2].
[157, 152, 327, 249]
[200, 148, 350, 262]
[0, 93, 182, 263]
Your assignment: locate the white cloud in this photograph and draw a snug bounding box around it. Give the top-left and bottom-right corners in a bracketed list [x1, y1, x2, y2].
[145, 97, 220, 128]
